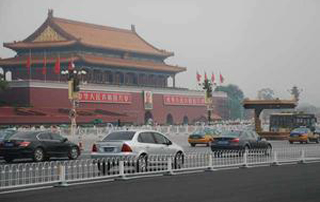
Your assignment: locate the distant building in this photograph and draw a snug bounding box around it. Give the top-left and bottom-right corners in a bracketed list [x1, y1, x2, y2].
[0, 10, 227, 125]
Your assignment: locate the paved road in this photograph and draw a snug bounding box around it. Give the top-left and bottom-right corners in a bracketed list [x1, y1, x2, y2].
[1, 163, 320, 202]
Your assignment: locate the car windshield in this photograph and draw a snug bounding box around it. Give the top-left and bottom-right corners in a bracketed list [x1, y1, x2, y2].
[220, 131, 241, 137]
[191, 130, 205, 136]
[292, 128, 309, 133]
[0, 130, 16, 140]
[10, 131, 38, 140]
[102, 131, 135, 141]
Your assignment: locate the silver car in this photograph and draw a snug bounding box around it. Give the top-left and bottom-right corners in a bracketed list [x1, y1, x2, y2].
[91, 130, 184, 171]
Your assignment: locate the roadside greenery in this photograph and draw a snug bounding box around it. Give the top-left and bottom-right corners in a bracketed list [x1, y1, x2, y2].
[215, 84, 245, 120]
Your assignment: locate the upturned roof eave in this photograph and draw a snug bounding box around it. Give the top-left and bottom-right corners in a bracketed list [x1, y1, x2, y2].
[3, 40, 78, 50]
[0, 54, 186, 73]
[3, 40, 174, 59]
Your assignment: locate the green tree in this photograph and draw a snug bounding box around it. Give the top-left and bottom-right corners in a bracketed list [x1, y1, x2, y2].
[215, 84, 245, 120]
[257, 88, 274, 100]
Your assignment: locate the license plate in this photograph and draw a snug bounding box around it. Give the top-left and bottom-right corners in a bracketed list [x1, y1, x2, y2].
[218, 141, 229, 145]
[104, 147, 114, 152]
[4, 142, 14, 147]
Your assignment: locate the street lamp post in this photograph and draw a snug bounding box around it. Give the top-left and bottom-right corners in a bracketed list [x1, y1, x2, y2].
[201, 78, 213, 125]
[61, 68, 86, 139]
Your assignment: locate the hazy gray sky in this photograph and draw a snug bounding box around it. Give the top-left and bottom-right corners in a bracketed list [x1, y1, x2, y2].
[0, 0, 319, 106]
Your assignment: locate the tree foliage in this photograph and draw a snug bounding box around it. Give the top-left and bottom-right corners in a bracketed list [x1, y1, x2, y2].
[215, 84, 245, 120]
[257, 88, 274, 100]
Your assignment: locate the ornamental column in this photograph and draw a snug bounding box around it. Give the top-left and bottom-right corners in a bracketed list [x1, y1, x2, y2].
[172, 75, 176, 88]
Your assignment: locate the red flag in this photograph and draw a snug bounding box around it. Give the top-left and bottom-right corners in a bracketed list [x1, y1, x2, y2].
[26, 51, 31, 73]
[220, 73, 224, 84]
[211, 72, 215, 83]
[68, 59, 75, 70]
[54, 56, 60, 74]
[196, 71, 201, 83]
[42, 54, 47, 75]
[204, 72, 208, 81]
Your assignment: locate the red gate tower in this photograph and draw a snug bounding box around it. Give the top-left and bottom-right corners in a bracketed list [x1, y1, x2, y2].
[0, 10, 227, 126]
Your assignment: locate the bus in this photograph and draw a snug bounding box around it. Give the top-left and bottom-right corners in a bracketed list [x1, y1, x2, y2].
[269, 112, 317, 132]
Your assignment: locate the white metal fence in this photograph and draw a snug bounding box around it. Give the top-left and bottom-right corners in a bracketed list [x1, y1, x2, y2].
[1, 147, 320, 190]
[42, 124, 253, 137]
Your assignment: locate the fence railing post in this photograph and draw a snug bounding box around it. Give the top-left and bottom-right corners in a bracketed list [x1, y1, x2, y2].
[299, 150, 306, 164]
[55, 164, 68, 187]
[164, 158, 174, 176]
[242, 151, 249, 168]
[272, 151, 280, 166]
[206, 153, 215, 171]
[117, 160, 127, 180]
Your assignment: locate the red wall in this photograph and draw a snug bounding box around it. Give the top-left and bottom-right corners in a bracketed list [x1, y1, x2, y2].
[0, 87, 30, 106]
[27, 87, 207, 125]
[1, 86, 213, 125]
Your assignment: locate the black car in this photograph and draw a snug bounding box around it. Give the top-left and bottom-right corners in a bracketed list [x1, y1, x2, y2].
[210, 130, 272, 154]
[0, 131, 80, 163]
[0, 129, 17, 157]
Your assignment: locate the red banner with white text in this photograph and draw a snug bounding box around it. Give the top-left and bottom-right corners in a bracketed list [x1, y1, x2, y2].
[79, 91, 132, 104]
[163, 95, 205, 106]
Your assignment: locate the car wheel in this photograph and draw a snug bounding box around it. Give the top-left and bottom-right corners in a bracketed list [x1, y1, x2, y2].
[265, 145, 272, 156]
[4, 156, 13, 163]
[136, 154, 148, 172]
[68, 147, 79, 160]
[300, 141, 303, 144]
[33, 147, 45, 162]
[206, 143, 210, 147]
[174, 152, 184, 169]
[316, 138, 319, 144]
[289, 141, 293, 144]
[190, 143, 196, 147]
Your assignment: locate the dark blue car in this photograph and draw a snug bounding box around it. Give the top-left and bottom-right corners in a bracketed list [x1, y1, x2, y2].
[210, 130, 272, 155]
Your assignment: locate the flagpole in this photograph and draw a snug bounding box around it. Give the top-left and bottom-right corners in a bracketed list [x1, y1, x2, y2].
[29, 49, 32, 81]
[59, 53, 61, 82]
[44, 51, 47, 82]
[44, 51, 48, 83]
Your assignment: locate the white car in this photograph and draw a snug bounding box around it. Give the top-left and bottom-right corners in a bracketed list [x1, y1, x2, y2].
[91, 130, 184, 171]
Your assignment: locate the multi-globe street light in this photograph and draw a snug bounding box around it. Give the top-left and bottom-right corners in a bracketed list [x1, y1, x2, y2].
[61, 68, 86, 139]
[201, 78, 213, 125]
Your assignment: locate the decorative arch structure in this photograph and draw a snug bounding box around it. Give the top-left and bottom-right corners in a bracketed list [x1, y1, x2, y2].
[183, 116, 189, 125]
[166, 113, 174, 125]
[144, 111, 153, 124]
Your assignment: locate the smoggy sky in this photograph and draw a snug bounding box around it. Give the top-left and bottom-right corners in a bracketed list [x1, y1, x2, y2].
[0, 0, 319, 106]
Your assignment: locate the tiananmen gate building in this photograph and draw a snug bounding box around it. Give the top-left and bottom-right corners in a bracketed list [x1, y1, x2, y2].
[0, 10, 228, 126]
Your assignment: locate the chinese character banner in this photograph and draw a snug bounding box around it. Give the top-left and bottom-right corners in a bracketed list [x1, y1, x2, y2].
[79, 91, 132, 104]
[163, 95, 205, 106]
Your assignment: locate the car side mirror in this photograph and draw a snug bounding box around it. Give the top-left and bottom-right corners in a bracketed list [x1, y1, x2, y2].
[62, 137, 68, 142]
[164, 141, 172, 146]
